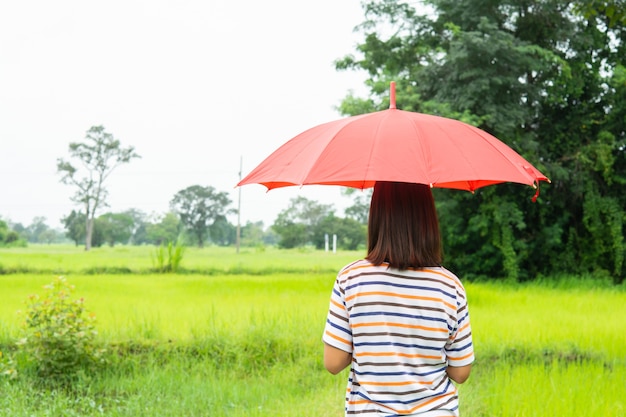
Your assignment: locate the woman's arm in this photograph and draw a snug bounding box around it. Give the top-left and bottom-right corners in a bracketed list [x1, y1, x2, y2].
[323, 343, 352, 374]
[446, 364, 472, 384]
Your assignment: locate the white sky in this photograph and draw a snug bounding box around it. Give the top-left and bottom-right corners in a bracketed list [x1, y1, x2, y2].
[0, 0, 370, 229]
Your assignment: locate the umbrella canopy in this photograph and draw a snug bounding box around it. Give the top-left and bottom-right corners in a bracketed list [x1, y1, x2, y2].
[238, 82, 549, 197]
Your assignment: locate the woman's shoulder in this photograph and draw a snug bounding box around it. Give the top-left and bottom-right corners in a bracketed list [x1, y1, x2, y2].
[421, 266, 466, 289]
[338, 258, 369, 274]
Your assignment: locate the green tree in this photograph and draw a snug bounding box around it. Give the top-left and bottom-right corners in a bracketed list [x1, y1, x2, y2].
[145, 212, 181, 245]
[272, 196, 333, 248]
[312, 214, 367, 251]
[98, 212, 134, 246]
[337, 0, 626, 282]
[61, 210, 86, 246]
[57, 125, 140, 251]
[121, 208, 148, 245]
[25, 217, 50, 243]
[343, 188, 372, 224]
[0, 219, 14, 246]
[170, 185, 234, 247]
[241, 221, 276, 247]
[209, 215, 236, 246]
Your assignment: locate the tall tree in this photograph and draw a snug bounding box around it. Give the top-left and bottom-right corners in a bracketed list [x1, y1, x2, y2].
[57, 126, 140, 251]
[336, 0, 626, 282]
[170, 185, 234, 247]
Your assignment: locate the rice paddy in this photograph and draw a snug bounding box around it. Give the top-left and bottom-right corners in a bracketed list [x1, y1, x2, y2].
[0, 245, 624, 416]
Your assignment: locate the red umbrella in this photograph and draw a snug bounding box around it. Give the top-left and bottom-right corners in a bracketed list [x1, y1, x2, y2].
[238, 82, 549, 199]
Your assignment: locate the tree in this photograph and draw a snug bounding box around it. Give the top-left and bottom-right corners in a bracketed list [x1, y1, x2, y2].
[336, 0, 626, 282]
[145, 212, 181, 245]
[170, 185, 234, 247]
[98, 212, 134, 246]
[121, 208, 148, 245]
[57, 125, 140, 251]
[312, 214, 367, 251]
[240, 221, 272, 247]
[272, 196, 333, 248]
[62, 210, 86, 246]
[342, 188, 372, 224]
[25, 217, 50, 243]
[209, 215, 236, 246]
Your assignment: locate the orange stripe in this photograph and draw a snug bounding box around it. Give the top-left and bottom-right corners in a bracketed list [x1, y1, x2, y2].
[348, 391, 456, 415]
[339, 262, 378, 277]
[448, 351, 474, 361]
[330, 299, 345, 310]
[340, 263, 462, 288]
[355, 351, 441, 360]
[345, 291, 456, 311]
[458, 322, 470, 333]
[421, 268, 463, 287]
[351, 321, 448, 333]
[324, 330, 351, 346]
[358, 379, 435, 386]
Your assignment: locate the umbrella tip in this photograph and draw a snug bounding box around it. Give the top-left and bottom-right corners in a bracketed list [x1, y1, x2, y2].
[390, 81, 396, 109]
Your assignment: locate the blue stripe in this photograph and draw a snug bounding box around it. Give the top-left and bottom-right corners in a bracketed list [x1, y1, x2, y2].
[346, 279, 456, 300]
[447, 341, 473, 352]
[326, 319, 352, 336]
[458, 311, 469, 326]
[353, 366, 446, 378]
[350, 311, 451, 330]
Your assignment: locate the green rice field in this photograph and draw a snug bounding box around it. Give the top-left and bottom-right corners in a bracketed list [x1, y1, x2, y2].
[1, 245, 625, 416]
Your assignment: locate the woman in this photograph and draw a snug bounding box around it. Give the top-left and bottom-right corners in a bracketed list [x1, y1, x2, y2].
[323, 181, 474, 416]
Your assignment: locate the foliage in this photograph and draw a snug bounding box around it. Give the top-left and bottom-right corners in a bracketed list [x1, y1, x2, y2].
[62, 210, 86, 246]
[98, 212, 134, 246]
[272, 196, 333, 248]
[143, 211, 181, 245]
[342, 188, 372, 224]
[170, 185, 235, 247]
[0, 349, 17, 380]
[57, 125, 140, 251]
[336, 0, 626, 283]
[15, 276, 105, 384]
[0, 219, 26, 248]
[312, 214, 367, 251]
[151, 239, 186, 273]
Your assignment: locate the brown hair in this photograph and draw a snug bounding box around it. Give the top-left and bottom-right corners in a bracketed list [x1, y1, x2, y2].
[366, 181, 442, 269]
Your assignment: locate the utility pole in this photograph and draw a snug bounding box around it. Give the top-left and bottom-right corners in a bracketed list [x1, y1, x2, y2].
[236, 156, 242, 254]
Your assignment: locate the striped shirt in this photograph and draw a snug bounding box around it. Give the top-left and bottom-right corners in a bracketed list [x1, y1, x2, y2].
[323, 259, 474, 416]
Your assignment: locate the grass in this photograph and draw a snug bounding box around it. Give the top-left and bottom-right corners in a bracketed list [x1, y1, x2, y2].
[0, 244, 359, 275]
[1, 246, 625, 416]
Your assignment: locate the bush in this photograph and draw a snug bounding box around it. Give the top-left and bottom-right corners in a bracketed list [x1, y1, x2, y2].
[16, 276, 105, 384]
[0, 349, 17, 380]
[151, 239, 186, 272]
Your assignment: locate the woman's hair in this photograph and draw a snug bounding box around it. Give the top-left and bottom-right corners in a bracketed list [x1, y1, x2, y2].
[366, 181, 442, 269]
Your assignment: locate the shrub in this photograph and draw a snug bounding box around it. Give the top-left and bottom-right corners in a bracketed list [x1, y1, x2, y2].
[152, 239, 186, 272]
[0, 349, 17, 380]
[16, 276, 105, 384]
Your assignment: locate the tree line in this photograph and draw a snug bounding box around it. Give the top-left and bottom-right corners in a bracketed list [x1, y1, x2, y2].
[0, 192, 368, 250]
[330, 0, 626, 284]
[4, 1, 626, 284]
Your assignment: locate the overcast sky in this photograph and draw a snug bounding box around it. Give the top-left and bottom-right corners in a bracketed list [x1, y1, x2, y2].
[0, 0, 370, 229]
